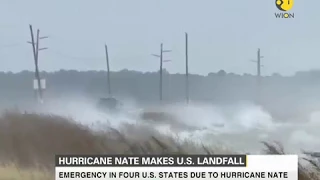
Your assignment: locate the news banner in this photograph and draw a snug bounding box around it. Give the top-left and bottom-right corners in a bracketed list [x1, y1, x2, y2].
[55, 154, 298, 180]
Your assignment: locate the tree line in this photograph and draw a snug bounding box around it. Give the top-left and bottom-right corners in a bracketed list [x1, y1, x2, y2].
[1, 69, 320, 109]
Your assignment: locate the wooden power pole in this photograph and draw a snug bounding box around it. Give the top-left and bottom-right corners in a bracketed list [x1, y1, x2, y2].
[256, 48, 264, 89]
[250, 48, 264, 104]
[185, 32, 189, 104]
[105, 44, 111, 97]
[257, 48, 263, 78]
[152, 43, 171, 102]
[28, 25, 48, 104]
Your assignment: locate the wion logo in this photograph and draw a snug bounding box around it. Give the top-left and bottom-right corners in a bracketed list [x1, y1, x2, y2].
[275, 0, 294, 19]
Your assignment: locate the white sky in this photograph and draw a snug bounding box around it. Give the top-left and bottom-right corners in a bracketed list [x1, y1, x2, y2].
[0, 0, 318, 76]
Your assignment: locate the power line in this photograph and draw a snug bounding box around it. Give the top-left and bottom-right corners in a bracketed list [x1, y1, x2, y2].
[48, 50, 104, 60]
[0, 43, 23, 50]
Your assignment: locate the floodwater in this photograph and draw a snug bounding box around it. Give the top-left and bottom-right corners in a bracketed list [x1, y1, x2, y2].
[12, 95, 319, 155]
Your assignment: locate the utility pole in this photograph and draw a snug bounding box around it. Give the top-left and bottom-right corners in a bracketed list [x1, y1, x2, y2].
[152, 43, 171, 102]
[185, 32, 189, 104]
[257, 48, 263, 78]
[28, 25, 48, 104]
[256, 48, 264, 87]
[250, 48, 264, 104]
[105, 44, 111, 97]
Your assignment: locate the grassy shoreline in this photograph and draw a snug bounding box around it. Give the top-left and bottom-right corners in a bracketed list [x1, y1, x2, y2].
[0, 111, 318, 180]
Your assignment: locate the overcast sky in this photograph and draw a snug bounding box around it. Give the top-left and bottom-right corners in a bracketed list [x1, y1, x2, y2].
[0, 0, 318, 76]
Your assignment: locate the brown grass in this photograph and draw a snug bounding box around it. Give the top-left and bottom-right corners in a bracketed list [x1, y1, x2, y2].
[0, 110, 318, 179]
